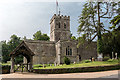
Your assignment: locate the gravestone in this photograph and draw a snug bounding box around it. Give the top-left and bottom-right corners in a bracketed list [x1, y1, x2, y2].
[97, 53, 103, 61]
[115, 53, 118, 59]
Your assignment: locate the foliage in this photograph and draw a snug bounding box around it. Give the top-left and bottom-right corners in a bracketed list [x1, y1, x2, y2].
[2, 65, 11, 74]
[33, 30, 50, 41]
[33, 61, 119, 69]
[107, 59, 114, 62]
[102, 27, 120, 58]
[103, 56, 110, 61]
[110, 15, 120, 29]
[77, 34, 87, 48]
[71, 36, 76, 40]
[2, 41, 10, 63]
[33, 64, 120, 74]
[78, 2, 97, 41]
[14, 55, 23, 64]
[77, 2, 119, 54]
[81, 60, 91, 63]
[64, 56, 70, 65]
[2, 34, 22, 64]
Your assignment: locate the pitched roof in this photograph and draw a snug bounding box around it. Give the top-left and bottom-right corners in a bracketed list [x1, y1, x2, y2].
[10, 40, 55, 57]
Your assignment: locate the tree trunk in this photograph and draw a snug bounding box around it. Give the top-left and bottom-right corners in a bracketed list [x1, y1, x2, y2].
[97, 2, 103, 54]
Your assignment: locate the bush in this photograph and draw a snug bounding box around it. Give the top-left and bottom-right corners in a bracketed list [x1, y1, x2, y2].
[81, 60, 91, 63]
[2, 65, 11, 74]
[64, 57, 70, 65]
[107, 59, 114, 62]
[103, 56, 110, 61]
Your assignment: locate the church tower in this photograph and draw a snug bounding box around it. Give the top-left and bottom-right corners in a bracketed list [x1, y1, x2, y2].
[50, 14, 71, 41]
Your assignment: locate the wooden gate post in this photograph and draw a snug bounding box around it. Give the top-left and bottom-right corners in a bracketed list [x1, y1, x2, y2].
[29, 56, 33, 72]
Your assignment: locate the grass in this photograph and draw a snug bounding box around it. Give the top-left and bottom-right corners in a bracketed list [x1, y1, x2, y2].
[1, 63, 11, 66]
[33, 59, 119, 69]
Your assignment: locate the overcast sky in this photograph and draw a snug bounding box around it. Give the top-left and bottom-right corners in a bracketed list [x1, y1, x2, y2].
[0, 0, 87, 41]
[0, 0, 113, 42]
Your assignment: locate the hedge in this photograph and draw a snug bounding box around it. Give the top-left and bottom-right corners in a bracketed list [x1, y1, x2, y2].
[33, 64, 120, 74]
[2, 65, 11, 74]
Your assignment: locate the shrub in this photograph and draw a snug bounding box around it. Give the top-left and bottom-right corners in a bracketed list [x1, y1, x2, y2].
[64, 56, 70, 65]
[2, 65, 11, 74]
[103, 56, 110, 61]
[81, 60, 91, 63]
[107, 59, 114, 62]
[84, 60, 91, 63]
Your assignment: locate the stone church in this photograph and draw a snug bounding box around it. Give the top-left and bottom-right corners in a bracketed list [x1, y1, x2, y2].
[10, 14, 97, 65]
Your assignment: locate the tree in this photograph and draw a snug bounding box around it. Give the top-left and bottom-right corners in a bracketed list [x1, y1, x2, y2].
[33, 30, 50, 41]
[8, 35, 22, 64]
[102, 27, 120, 58]
[2, 34, 22, 63]
[110, 15, 120, 29]
[8, 34, 21, 51]
[1, 41, 10, 63]
[78, 1, 119, 54]
[71, 36, 76, 40]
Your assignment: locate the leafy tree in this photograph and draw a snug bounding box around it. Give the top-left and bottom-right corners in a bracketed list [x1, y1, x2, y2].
[110, 15, 120, 29]
[2, 34, 22, 64]
[1, 41, 10, 63]
[8, 34, 21, 51]
[33, 30, 50, 41]
[78, 1, 119, 54]
[102, 27, 120, 58]
[111, 28, 120, 57]
[8, 34, 22, 64]
[71, 36, 76, 40]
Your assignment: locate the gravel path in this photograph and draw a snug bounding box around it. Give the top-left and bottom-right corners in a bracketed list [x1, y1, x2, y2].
[1, 70, 119, 78]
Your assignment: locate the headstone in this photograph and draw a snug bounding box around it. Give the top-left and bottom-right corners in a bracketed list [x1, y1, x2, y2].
[115, 53, 117, 59]
[54, 63, 56, 66]
[43, 64, 45, 68]
[112, 52, 114, 59]
[97, 53, 103, 61]
[50, 64, 52, 66]
[73, 61, 76, 64]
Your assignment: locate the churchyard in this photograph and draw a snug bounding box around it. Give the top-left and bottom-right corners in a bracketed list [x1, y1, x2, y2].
[0, 0, 120, 75]
[33, 59, 119, 69]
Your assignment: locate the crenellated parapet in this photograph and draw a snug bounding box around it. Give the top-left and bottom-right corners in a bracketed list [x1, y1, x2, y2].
[50, 14, 70, 24]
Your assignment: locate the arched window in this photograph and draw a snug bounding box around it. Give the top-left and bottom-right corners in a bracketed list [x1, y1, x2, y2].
[66, 46, 72, 56]
[64, 23, 66, 28]
[58, 22, 60, 28]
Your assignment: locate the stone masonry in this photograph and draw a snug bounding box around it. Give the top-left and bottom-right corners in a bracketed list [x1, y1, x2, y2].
[11, 14, 97, 65]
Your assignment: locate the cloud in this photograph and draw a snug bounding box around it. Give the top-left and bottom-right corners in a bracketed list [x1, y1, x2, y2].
[0, 2, 84, 41]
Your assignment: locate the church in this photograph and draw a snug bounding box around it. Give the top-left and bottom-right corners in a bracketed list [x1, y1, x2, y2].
[10, 14, 97, 65]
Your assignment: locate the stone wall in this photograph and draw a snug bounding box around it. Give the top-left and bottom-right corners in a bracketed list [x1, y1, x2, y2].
[58, 40, 79, 64]
[55, 40, 97, 64]
[33, 64, 120, 74]
[25, 41, 56, 64]
[25, 40, 97, 65]
[78, 42, 97, 60]
[50, 14, 71, 42]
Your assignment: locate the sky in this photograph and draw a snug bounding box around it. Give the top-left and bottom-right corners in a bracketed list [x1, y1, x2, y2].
[0, 0, 115, 42]
[0, 0, 88, 41]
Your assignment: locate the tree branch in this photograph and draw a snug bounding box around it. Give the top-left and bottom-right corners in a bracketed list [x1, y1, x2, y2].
[101, 16, 112, 18]
[100, 2, 109, 17]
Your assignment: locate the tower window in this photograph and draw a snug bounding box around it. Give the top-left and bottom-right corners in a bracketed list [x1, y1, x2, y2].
[66, 46, 72, 56]
[58, 22, 60, 28]
[64, 23, 66, 28]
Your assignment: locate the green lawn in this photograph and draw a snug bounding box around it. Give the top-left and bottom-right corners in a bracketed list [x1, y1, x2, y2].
[33, 59, 119, 69]
[1, 63, 11, 66]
